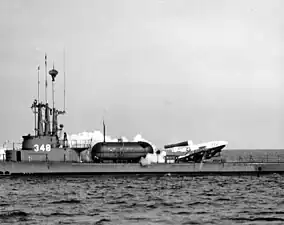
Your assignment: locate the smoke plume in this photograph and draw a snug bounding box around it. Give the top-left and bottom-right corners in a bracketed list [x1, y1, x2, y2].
[67, 130, 156, 148]
[140, 151, 167, 166]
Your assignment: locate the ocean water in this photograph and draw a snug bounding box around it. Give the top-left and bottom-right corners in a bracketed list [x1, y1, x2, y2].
[1, 174, 284, 225]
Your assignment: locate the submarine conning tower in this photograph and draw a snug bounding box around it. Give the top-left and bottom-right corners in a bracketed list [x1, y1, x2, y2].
[22, 55, 66, 150]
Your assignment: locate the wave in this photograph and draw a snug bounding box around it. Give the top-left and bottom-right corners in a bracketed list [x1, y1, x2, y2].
[50, 199, 81, 204]
[0, 210, 29, 219]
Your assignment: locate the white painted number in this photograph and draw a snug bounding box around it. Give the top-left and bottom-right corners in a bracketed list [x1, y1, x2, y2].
[34, 144, 39, 152]
[46, 144, 51, 152]
[33, 144, 51, 152]
[40, 144, 45, 151]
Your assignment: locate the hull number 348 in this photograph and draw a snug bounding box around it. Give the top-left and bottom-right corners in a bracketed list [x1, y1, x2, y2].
[34, 144, 51, 152]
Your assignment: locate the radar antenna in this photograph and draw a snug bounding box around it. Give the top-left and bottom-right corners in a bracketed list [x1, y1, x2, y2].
[49, 63, 58, 135]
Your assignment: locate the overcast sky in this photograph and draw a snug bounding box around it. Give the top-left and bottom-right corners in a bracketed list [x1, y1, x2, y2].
[1, 0, 283, 149]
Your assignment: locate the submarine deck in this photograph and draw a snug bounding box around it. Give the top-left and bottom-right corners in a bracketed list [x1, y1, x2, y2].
[1, 161, 284, 176]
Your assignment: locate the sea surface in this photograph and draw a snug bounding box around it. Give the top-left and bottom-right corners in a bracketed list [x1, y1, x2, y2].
[1, 174, 284, 225]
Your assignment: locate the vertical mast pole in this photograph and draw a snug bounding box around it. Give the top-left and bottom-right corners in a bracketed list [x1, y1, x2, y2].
[52, 63, 55, 111]
[45, 53, 48, 104]
[63, 48, 66, 112]
[37, 65, 40, 104]
[35, 65, 40, 136]
[103, 120, 106, 142]
[44, 53, 51, 135]
[52, 69, 55, 135]
[49, 65, 58, 135]
[34, 107, 36, 136]
[34, 102, 37, 136]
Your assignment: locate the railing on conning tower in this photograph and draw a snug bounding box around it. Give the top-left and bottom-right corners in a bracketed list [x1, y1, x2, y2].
[2, 141, 22, 151]
[69, 139, 93, 149]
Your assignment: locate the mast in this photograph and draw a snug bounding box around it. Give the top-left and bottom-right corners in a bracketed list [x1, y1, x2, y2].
[49, 65, 58, 135]
[45, 53, 48, 104]
[103, 120, 106, 142]
[51, 63, 56, 111]
[37, 102, 43, 136]
[44, 54, 50, 135]
[45, 102, 50, 135]
[37, 65, 40, 104]
[35, 66, 40, 136]
[63, 49, 66, 113]
[34, 101, 37, 136]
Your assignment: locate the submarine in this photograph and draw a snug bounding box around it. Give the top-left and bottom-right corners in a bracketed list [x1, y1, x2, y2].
[1, 56, 284, 176]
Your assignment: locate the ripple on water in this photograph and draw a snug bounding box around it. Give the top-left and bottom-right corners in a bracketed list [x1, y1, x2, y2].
[0, 175, 284, 224]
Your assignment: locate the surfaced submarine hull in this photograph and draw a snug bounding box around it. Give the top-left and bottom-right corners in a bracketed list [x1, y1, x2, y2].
[1, 161, 284, 176]
[2, 56, 284, 177]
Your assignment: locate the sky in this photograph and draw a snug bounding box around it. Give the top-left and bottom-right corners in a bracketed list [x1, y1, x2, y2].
[0, 0, 283, 149]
